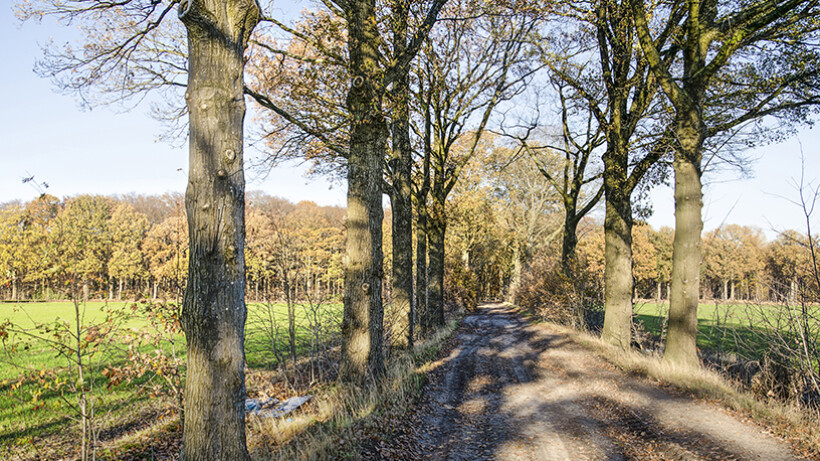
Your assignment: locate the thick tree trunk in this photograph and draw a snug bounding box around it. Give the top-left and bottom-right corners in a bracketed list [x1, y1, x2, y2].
[83, 279, 89, 303]
[601, 133, 635, 349]
[601, 190, 634, 349]
[664, 109, 704, 369]
[178, 0, 258, 459]
[427, 193, 446, 328]
[389, 190, 413, 348]
[387, 3, 414, 348]
[341, 0, 386, 382]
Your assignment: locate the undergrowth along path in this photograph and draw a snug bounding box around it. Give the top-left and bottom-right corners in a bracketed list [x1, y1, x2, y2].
[366, 304, 805, 461]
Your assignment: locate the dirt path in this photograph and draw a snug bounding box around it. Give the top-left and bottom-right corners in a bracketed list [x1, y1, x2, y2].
[366, 304, 806, 461]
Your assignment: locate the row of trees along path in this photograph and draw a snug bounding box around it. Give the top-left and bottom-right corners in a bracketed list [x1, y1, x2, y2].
[14, 0, 820, 458]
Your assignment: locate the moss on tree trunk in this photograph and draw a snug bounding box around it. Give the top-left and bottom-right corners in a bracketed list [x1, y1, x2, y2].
[664, 107, 704, 369]
[341, 0, 386, 382]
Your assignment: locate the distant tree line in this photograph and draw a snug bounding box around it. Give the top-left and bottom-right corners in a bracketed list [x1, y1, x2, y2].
[439, 152, 820, 310]
[0, 193, 345, 303]
[578, 223, 820, 304]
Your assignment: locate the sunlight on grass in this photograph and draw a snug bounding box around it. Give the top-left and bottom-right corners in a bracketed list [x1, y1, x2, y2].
[562, 323, 820, 458]
[0, 300, 343, 457]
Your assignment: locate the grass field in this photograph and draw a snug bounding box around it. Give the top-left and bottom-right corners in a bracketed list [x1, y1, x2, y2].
[0, 300, 342, 452]
[632, 300, 819, 355]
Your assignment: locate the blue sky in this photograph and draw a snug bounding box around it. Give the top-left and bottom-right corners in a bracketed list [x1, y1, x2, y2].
[0, 1, 345, 208]
[1, 3, 819, 239]
[648, 138, 820, 239]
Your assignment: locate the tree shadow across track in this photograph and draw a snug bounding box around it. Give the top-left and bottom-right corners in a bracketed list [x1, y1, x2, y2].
[363, 304, 806, 461]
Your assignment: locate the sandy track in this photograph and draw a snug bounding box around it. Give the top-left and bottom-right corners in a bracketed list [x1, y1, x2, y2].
[365, 304, 805, 461]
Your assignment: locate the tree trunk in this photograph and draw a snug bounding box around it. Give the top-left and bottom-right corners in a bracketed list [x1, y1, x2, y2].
[664, 108, 704, 369]
[83, 279, 90, 303]
[118, 278, 123, 301]
[387, 8, 414, 348]
[560, 209, 579, 275]
[306, 262, 312, 296]
[656, 280, 662, 301]
[730, 280, 735, 300]
[508, 244, 522, 303]
[178, 0, 258, 459]
[428, 193, 446, 328]
[152, 281, 158, 301]
[11, 276, 16, 302]
[498, 266, 504, 300]
[389, 189, 413, 348]
[416, 199, 429, 336]
[601, 189, 634, 349]
[286, 280, 296, 366]
[600, 126, 635, 349]
[790, 278, 796, 304]
[341, 0, 386, 382]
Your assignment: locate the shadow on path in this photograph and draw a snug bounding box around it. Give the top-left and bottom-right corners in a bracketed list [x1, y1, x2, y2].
[363, 304, 805, 461]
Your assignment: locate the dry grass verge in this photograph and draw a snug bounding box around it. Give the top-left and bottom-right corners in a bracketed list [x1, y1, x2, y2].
[247, 315, 462, 460]
[547, 320, 820, 459]
[93, 315, 461, 461]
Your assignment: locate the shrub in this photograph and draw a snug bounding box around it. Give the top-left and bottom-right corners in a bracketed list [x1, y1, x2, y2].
[444, 263, 478, 311]
[514, 255, 604, 331]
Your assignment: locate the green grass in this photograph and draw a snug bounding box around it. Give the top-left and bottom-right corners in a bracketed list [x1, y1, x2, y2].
[633, 300, 818, 356]
[0, 300, 342, 453]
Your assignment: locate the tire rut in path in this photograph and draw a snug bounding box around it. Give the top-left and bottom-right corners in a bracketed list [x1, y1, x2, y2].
[365, 304, 805, 461]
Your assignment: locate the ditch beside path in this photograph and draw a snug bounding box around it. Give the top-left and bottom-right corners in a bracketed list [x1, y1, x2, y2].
[365, 304, 805, 461]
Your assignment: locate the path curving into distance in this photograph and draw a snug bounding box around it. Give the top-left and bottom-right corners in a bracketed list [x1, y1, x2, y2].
[365, 304, 805, 461]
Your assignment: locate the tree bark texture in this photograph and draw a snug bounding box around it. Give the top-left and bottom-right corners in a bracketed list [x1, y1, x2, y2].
[388, 0, 414, 349]
[416, 200, 429, 336]
[664, 106, 704, 369]
[600, 108, 636, 348]
[594, 0, 664, 350]
[560, 208, 580, 275]
[427, 188, 446, 328]
[341, 0, 386, 382]
[178, 0, 259, 459]
[601, 180, 634, 349]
